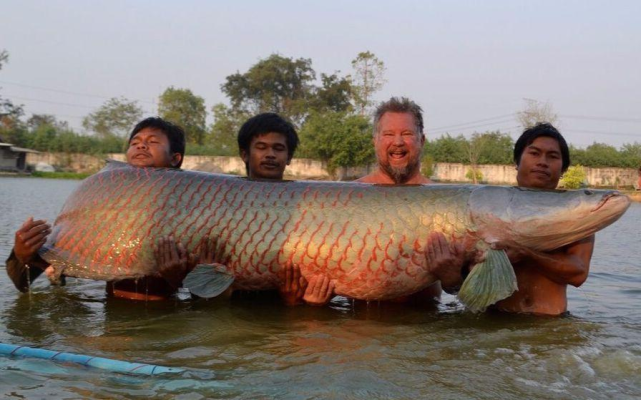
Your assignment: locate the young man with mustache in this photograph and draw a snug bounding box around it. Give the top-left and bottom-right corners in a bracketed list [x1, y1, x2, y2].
[491, 123, 594, 315]
[236, 113, 335, 306]
[434, 123, 595, 315]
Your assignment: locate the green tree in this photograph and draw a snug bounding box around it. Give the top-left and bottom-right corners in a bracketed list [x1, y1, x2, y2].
[421, 154, 435, 178]
[619, 142, 641, 168]
[573, 142, 621, 168]
[27, 114, 69, 131]
[207, 103, 250, 155]
[425, 134, 468, 163]
[82, 97, 142, 138]
[351, 51, 386, 115]
[221, 54, 315, 124]
[158, 87, 207, 145]
[476, 131, 514, 165]
[465, 168, 483, 183]
[560, 165, 587, 189]
[27, 123, 58, 151]
[299, 111, 374, 178]
[312, 73, 353, 113]
[463, 133, 491, 184]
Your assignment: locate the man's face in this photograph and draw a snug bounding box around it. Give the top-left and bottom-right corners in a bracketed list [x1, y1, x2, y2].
[516, 136, 563, 189]
[374, 112, 425, 183]
[241, 132, 290, 180]
[126, 127, 181, 168]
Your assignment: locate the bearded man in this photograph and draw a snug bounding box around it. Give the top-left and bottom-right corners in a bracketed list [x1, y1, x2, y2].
[357, 97, 466, 303]
[357, 97, 430, 184]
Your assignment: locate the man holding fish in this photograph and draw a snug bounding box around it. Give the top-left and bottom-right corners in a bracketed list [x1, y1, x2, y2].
[411, 121, 595, 315]
[159, 112, 336, 306]
[7, 117, 190, 300]
[351, 97, 596, 315]
[487, 123, 594, 315]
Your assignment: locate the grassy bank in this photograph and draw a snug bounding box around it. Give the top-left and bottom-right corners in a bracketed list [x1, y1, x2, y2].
[31, 171, 92, 180]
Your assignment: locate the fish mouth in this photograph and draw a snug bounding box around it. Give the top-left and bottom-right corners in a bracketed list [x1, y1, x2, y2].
[591, 191, 625, 212]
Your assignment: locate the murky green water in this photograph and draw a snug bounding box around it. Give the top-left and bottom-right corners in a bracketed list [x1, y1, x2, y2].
[1, 177, 640, 399]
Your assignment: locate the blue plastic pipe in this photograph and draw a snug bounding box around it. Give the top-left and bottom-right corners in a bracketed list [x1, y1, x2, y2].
[0, 343, 185, 376]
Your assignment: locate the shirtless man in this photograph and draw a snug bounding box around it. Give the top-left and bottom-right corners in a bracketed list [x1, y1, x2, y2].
[491, 123, 593, 315]
[7, 117, 191, 300]
[357, 97, 467, 302]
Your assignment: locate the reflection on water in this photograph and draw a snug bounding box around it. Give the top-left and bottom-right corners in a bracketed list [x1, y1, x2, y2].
[0, 177, 640, 399]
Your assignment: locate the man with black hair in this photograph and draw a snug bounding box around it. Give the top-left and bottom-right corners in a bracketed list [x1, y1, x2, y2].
[127, 117, 185, 169]
[237, 112, 299, 180]
[439, 123, 594, 315]
[235, 113, 334, 306]
[491, 123, 594, 315]
[7, 117, 193, 301]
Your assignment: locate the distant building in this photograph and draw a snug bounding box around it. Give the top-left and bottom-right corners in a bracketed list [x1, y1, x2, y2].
[0, 141, 40, 172]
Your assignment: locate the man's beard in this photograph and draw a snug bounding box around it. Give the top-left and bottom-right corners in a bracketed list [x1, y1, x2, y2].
[379, 155, 421, 184]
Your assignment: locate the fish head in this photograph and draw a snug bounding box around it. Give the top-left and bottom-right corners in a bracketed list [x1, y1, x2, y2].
[469, 186, 631, 251]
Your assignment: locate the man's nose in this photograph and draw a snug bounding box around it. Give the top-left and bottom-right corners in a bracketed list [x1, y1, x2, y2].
[136, 141, 148, 149]
[265, 148, 276, 158]
[393, 134, 404, 145]
[536, 157, 548, 167]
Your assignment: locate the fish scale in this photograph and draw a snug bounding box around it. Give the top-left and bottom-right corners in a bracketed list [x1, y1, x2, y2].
[40, 161, 630, 303]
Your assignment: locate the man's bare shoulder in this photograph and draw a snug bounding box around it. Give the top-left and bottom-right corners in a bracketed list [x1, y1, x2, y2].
[355, 173, 384, 184]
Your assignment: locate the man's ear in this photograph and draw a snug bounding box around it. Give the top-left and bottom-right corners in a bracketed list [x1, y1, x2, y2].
[171, 153, 183, 168]
[420, 134, 426, 146]
[240, 149, 249, 164]
[286, 156, 292, 166]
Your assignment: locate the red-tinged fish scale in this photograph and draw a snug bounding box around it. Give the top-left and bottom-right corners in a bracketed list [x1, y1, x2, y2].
[112, 174, 176, 270]
[42, 164, 481, 299]
[112, 184, 165, 268]
[97, 171, 165, 268]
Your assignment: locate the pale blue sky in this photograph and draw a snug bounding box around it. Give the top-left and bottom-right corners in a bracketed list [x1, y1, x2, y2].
[1, 0, 640, 147]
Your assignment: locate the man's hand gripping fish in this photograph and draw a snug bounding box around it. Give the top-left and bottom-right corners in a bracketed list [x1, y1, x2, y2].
[40, 161, 630, 311]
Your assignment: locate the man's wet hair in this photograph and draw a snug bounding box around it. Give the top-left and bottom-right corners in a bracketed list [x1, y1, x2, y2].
[514, 123, 570, 173]
[373, 97, 424, 136]
[237, 113, 299, 160]
[129, 117, 186, 168]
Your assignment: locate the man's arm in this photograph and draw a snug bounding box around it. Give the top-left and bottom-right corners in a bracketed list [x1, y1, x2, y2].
[6, 218, 53, 292]
[6, 250, 48, 292]
[497, 235, 594, 287]
[425, 232, 470, 293]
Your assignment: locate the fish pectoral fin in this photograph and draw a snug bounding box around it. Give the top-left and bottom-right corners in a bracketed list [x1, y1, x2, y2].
[47, 265, 67, 286]
[457, 249, 518, 313]
[183, 264, 234, 299]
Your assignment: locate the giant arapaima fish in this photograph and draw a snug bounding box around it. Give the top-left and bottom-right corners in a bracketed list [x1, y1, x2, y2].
[40, 161, 630, 311]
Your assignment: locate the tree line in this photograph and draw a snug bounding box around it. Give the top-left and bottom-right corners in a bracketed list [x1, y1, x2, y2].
[1, 50, 640, 172]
